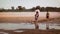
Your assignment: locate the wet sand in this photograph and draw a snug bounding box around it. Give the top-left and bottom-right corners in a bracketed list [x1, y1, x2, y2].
[0, 17, 60, 23]
[0, 29, 60, 34]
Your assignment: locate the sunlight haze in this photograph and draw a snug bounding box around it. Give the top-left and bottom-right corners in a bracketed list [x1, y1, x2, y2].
[0, 0, 60, 9]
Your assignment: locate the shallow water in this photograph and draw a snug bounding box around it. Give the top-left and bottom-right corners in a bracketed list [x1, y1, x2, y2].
[0, 23, 60, 30]
[0, 23, 60, 34]
[0, 32, 8, 34]
[14, 30, 24, 33]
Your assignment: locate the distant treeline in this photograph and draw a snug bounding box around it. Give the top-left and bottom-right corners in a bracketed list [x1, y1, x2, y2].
[0, 6, 60, 12]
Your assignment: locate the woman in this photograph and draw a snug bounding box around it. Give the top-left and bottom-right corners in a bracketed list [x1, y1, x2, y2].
[35, 11, 39, 21]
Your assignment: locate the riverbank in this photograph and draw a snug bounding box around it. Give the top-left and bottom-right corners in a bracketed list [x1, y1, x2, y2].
[0, 29, 60, 34]
[0, 17, 60, 23]
[0, 12, 60, 23]
[38, 17, 60, 23]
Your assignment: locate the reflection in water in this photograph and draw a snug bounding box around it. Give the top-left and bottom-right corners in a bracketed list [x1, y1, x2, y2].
[0, 23, 60, 30]
[14, 30, 24, 33]
[0, 23, 35, 30]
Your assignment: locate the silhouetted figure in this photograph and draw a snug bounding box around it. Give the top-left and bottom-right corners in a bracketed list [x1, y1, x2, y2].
[35, 10, 39, 29]
[46, 11, 49, 19]
[35, 11, 39, 21]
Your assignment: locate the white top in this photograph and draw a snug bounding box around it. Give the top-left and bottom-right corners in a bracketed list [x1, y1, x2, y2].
[35, 9, 40, 14]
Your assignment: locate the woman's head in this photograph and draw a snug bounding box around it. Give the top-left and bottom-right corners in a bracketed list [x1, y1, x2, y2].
[36, 11, 39, 13]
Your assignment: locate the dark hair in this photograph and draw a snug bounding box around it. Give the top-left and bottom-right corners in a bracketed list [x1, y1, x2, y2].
[36, 11, 38, 13]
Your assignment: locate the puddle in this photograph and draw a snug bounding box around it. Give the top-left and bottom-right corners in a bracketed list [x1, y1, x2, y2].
[14, 30, 24, 33]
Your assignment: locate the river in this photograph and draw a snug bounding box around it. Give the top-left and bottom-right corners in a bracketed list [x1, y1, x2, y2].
[0, 23, 60, 30]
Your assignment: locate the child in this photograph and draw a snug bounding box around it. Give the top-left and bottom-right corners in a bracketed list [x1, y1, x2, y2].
[46, 11, 49, 19]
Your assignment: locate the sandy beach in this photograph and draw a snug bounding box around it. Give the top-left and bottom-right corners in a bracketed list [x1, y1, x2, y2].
[0, 12, 60, 23]
[0, 17, 60, 23]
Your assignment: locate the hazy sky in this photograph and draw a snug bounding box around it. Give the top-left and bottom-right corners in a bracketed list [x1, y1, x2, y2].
[0, 0, 60, 9]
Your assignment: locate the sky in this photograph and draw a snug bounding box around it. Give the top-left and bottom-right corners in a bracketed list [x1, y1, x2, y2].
[0, 0, 60, 9]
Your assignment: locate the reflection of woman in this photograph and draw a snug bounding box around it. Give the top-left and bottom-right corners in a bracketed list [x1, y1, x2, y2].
[35, 11, 39, 21]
